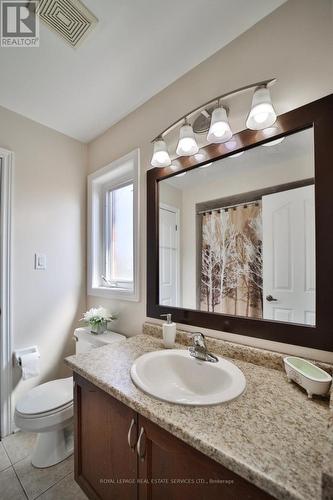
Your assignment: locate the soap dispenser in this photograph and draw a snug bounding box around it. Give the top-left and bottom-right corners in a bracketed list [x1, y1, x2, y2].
[160, 314, 176, 348]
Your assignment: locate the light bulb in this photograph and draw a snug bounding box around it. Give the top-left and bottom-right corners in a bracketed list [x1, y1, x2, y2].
[176, 124, 199, 157]
[246, 86, 277, 130]
[151, 139, 171, 168]
[207, 107, 233, 144]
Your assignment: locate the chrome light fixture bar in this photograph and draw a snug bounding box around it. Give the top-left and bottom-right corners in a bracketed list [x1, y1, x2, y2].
[150, 78, 277, 167]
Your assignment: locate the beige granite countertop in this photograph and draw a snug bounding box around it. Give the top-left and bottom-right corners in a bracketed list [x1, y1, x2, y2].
[65, 334, 331, 500]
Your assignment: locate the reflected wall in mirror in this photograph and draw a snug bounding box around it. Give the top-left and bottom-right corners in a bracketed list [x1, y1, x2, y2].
[159, 128, 315, 326]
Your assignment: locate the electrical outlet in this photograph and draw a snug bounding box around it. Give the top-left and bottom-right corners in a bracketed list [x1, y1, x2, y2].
[35, 253, 46, 270]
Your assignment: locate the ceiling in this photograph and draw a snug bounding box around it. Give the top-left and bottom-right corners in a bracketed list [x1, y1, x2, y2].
[0, 0, 286, 143]
[164, 128, 314, 190]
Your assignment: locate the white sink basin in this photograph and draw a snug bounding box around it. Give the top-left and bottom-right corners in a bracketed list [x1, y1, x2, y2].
[130, 349, 246, 406]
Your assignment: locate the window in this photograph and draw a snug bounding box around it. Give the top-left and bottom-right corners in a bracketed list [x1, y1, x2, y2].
[104, 183, 133, 289]
[88, 150, 140, 301]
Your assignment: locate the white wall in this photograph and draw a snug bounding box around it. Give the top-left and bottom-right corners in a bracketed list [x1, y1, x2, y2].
[0, 105, 87, 408]
[87, 0, 333, 362]
[160, 182, 182, 210]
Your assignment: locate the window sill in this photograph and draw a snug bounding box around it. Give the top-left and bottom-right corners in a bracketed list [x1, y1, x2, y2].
[88, 285, 139, 302]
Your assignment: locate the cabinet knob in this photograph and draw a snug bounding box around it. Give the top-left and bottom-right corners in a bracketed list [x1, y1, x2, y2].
[137, 427, 146, 461]
[127, 418, 137, 452]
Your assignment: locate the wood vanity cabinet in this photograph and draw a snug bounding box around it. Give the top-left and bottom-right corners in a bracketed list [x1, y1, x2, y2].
[74, 373, 272, 500]
[74, 374, 137, 500]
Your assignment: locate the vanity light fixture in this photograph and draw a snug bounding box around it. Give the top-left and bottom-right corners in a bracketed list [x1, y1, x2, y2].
[262, 137, 285, 147]
[150, 78, 277, 167]
[176, 120, 199, 157]
[207, 105, 233, 143]
[151, 138, 171, 168]
[246, 86, 277, 130]
[175, 171, 187, 177]
[199, 162, 213, 168]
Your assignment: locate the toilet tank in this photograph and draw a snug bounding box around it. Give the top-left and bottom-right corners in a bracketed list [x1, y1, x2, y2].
[74, 327, 126, 354]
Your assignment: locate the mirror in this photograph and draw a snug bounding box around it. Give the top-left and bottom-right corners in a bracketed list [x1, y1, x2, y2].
[159, 128, 315, 326]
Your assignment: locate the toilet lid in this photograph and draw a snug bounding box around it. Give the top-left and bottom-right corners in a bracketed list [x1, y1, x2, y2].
[16, 377, 73, 415]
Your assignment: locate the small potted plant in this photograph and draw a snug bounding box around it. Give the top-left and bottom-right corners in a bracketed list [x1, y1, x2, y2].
[81, 307, 117, 334]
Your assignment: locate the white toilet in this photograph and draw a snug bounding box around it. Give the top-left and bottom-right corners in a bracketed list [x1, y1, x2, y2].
[14, 328, 125, 468]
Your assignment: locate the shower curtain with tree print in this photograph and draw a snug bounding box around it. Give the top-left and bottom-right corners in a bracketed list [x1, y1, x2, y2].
[200, 203, 263, 318]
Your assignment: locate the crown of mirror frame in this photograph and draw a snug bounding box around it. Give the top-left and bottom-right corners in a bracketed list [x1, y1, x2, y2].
[150, 79, 277, 168]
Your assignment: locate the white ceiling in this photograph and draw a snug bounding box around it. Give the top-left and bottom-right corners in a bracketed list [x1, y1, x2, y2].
[164, 128, 314, 190]
[0, 0, 286, 143]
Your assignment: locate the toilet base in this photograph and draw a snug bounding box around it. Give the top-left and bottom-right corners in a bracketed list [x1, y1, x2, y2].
[32, 423, 73, 468]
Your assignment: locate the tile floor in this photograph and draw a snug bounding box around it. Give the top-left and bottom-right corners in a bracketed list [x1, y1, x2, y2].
[0, 431, 87, 500]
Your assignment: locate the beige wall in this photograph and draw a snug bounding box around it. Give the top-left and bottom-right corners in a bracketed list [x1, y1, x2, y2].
[87, 0, 333, 361]
[0, 105, 87, 408]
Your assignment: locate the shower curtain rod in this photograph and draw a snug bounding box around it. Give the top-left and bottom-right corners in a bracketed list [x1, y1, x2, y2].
[197, 199, 260, 215]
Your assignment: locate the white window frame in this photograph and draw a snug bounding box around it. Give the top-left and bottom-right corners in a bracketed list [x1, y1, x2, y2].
[88, 149, 140, 301]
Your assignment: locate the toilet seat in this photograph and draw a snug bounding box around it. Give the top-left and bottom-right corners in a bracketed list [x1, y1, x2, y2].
[14, 378, 74, 467]
[15, 400, 73, 419]
[16, 377, 73, 416]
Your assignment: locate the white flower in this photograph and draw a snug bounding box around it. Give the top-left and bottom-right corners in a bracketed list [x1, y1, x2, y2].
[82, 307, 116, 323]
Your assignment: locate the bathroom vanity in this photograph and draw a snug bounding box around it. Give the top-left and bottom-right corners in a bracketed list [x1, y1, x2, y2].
[73, 373, 271, 500]
[66, 328, 332, 500]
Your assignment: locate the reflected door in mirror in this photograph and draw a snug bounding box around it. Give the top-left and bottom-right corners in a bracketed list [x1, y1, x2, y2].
[262, 185, 315, 325]
[159, 204, 180, 306]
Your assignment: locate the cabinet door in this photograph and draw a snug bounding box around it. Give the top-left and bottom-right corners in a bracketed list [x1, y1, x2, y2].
[137, 415, 272, 500]
[74, 374, 138, 500]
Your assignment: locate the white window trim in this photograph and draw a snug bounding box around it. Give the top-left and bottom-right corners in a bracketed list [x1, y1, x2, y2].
[87, 149, 140, 301]
[0, 147, 14, 437]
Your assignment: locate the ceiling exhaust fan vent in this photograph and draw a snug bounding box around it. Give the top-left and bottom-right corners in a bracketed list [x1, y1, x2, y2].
[31, 0, 98, 48]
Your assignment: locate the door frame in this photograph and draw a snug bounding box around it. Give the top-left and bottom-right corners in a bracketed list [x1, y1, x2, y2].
[159, 203, 181, 307]
[0, 147, 14, 437]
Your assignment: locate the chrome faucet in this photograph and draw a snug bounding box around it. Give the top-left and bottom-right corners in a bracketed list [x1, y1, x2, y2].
[189, 333, 218, 363]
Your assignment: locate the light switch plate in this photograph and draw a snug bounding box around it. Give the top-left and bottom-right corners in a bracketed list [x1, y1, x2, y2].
[35, 253, 46, 270]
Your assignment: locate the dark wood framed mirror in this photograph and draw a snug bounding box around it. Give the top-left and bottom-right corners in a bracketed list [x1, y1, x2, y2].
[147, 94, 333, 351]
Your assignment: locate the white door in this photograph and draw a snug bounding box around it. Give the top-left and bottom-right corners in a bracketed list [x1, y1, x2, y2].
[159, 205, 179, 306]
[262, 185, 315, 325]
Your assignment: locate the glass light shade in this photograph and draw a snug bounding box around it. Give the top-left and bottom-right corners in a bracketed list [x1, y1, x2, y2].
[207, 107, 233, 143]
[176, 124, 199, 157]
[246, 87, 277, 130]
[151, 139, 171, 167]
